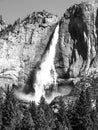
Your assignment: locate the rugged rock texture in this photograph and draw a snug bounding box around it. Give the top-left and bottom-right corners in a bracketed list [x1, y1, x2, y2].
[0, 1, 98, 94]
[0, 11, 59, 88]
[55, 1, 98, 81]
[0, 15, 7, 31]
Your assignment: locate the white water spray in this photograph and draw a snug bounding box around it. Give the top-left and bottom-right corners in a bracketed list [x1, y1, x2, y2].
[34, 24, 59, 103]
[15, 24, 73, 103]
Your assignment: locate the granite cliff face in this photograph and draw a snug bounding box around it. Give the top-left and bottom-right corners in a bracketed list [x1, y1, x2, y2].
[0, 15, 7, 31]
[0, 1, 98, 102]
[57, 1, 98, 80]
[0, 11, 59, 90]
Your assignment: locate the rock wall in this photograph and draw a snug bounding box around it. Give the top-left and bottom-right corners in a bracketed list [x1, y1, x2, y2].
[0, 11, 59, 89]
[0, 1, 98, 92]
[55, 1, 98, 82]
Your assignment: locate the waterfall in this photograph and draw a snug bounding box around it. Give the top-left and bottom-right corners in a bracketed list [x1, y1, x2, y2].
[33, 24, 59, 103]
[14, 24, 73, 103]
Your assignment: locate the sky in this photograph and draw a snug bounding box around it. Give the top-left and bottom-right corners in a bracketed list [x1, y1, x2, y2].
[0, 0, 94, 24]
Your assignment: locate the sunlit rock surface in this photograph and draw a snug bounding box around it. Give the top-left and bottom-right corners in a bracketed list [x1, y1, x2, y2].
[56, 1, 98, 80]
[0, 15, 7, 32]
[0, 11, 59, 89]
[0, 2, 98, 103]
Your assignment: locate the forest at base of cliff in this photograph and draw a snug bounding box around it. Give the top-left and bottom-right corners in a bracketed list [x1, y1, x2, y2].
[0, 74, 98, 130]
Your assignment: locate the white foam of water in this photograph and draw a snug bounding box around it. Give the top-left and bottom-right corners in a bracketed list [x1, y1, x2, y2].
[14, 85, 72, 104]
[34, 24, 59, 103]
[14, 24, 73, 104]
[14, 90, 34, 102]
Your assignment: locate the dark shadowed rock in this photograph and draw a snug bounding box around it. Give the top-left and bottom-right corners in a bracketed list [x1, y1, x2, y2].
[55, 1, 98, 82]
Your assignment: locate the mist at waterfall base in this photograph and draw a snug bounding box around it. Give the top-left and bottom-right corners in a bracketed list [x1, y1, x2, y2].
[15, 24, 72, 104]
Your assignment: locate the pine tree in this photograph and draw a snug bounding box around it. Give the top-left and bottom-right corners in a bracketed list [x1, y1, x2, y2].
[29, 101, 38, 129]
[36, 96, 56, 130]
[90, 96, 98, 130]
[20, 108, 35, 130]
[0, 87, 4, 129]
[1, 87, 16, 130]
[70, 89, 93, 130]
[1, 86, 22, 130]
[57, 97, 72, 130]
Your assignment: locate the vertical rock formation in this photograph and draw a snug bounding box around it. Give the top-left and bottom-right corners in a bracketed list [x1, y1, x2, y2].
[0, 11, 59, 90]
[55, 1, 98, 82]
[0, 1, 98, 102]
[0, 15, 7, 31]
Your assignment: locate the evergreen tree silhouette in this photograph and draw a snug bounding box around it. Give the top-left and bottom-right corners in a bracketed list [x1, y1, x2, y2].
[19, 108, 35, 130]
[29, 101, 38, 130]
[56, 97, 72, 130]
[90, 96, 98, 130]
[0, 87, 4, 129]
[1, 86, 21, 130]
[68, 89, 93, 130]
[36, 96, 56, 130]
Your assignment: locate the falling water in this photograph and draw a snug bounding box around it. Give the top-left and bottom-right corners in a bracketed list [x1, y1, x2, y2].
[15, 24, 73, 103]
[33, 24, 59, 103]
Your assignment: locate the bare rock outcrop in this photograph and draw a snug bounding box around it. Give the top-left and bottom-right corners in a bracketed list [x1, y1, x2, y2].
[55, 1, 98, 81]
[0, 11, 59, 89]
[0, 15, 7, 32]
[0, 1, 98, 96]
